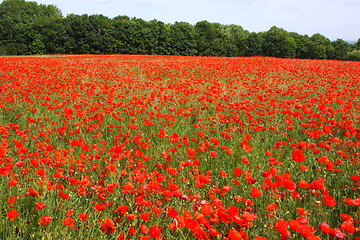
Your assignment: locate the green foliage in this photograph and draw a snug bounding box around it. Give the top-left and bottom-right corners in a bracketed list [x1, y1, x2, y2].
[329, 39, 352, 60]
[244, 32, 262, 56]
[0, 0, 357, 59]
[344, 50, 360, 61]
[289, 32, 310, 59]
[61, 14, 117, 54]
[169, 22, 197, 56]
[194, 21, 220, 56]
[355, 38, 360, 50]
[262, 26, 296, 58]
[0, 0, 62, 55]
[306, 33, 331, 59]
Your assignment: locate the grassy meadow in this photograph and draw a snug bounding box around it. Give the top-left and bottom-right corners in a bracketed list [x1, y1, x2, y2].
[0, 55, 359, 239]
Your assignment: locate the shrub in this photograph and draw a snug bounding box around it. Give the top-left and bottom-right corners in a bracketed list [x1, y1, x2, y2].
[344, 50, 360, 61]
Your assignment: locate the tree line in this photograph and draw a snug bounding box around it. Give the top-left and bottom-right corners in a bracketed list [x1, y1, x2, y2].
[1, 0, 360, 60]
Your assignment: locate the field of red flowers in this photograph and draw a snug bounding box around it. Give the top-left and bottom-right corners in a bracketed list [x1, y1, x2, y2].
[0, 55, 359, 239]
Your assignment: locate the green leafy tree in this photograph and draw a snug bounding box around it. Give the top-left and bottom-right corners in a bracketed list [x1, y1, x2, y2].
[289, 32, 311, 59]
[31, 11, 65, 54]
[147, 20, 172, 55]
[113, 17, 153, 55]
[207, 23, 234, 56]
[355, 38, 360, 50]
[344, 50, 360, 61]
[62, 14, 90, 54]
[112, 15, 134, 54]
[131, 18, 154, 55]
[0, 0, 62, 55]
[213, 24, 248, 57]
[228, 24, 249, 56]
[244, 32, 263, 56]
[62, 14, 116, 54]
[262, 26, 296, 58]
[328, 39, 352, 60]
[1, 0, 355, 58]
[194, 21, 220, 56]
[306, 33, 332, 59]
[169, 22, 197, 56]
[87, 14, 116, 54]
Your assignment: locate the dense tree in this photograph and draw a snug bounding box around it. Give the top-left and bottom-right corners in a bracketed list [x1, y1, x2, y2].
[355, 39, 360, 50]
[112, 16, 135, 54]
[289, 32, 311, 59]
[147, 20, 172, 55]
[214, 24, 248, 57]
[328, 39, 352, 59]
[86, 14, 116, 54]
[130, 18, 155, 55]
[262, 26, 296, 58]
[345, 50, 360, 61]
[62, 14, 90, 54]
[244, 32, 263, 56]
[306, 33, 332, 59]
[194, 21, 220, 56]
[169, 22, 197, 56]
[228, 25, 249, 56]
[0, 0, 62, 55]
[207, 24, 235, 57]
[0, 0, 357, 59]
[37, 16, 67, 54]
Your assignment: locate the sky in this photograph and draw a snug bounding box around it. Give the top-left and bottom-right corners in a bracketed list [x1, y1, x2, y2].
[33, 0, 360, 41]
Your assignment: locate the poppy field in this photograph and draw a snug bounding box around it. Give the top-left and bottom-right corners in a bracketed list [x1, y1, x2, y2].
[0, 55, 359, 239]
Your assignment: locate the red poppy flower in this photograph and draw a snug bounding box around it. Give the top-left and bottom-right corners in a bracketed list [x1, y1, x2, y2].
[117, 205, 129, 215]
[101, 218, 116, 234]
[95, 203, 107, 211]
[228, 228, 247, 240]
[140, 212, 152, 222]
[59, 190, 70, 199]
[63, 217, 75, 227]
[297, 207, 308, 216]
[39, 215, 52, 226]
[168, 207, 178, 218]
[126, 214, 138, 221]
[8, 196, 17, 204]
[292, 149, 306, 162]
[323, 194, 337, 208]
[274, 219, 290, 239]
[7, 209, 19, 221]
[28, 186, 40, 197]
[128, 226, 137, 235]
[251, 187, 262, 197]
[210, 151, 218, 158]
[267, 204, 280, 212]
[341, 221, 355, 233]
[283, 179, 296, 191]
[79, 213, 88, 221]
[233, 168, 243, 177]
[35, 202, 46, 211]
[149, 225, 162, 239]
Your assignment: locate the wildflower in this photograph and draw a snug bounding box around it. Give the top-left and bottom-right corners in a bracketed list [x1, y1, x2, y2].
[149, 225, 162, 239]
[101, 218, 116, 234]
[79, 213, 88, 221]
[35, 202, 46, 211]
[7, 209, 19, 221]
[39, 215, 52, 226]
[292, 149, 306, 162]
[251, 187, 262, 197]
[63, 218, 75, 227]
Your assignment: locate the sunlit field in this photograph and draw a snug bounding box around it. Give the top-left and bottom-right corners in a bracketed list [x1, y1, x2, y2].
[0, 55, 359, 240]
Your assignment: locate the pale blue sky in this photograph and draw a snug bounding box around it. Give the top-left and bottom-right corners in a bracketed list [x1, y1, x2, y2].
[34, 0, 360, 41]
